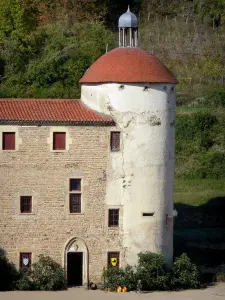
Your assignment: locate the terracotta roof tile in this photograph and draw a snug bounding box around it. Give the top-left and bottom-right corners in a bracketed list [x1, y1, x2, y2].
[80, 47, 178, 84]
[0, 98, 113, 124]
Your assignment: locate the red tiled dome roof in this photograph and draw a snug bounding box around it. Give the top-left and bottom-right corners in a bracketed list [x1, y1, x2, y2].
[80, 48, 178, 84]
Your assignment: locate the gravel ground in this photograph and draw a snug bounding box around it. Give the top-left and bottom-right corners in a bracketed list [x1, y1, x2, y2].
[0, 283, 224, 300]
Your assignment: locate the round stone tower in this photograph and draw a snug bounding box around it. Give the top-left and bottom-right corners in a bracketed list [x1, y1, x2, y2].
[80, 8, 178, 267]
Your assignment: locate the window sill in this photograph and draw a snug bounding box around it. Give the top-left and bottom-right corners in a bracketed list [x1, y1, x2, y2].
[18, 213, 35, 215]
[69, 213, 84, 215]
[51, 150, 67, 153]
[111, 150, 120, 152]
[1, 150, 17, 152]
[108, 227, 119, 230]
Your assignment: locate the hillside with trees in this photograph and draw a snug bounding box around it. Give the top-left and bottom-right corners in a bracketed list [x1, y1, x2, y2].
[0, 0, 225, 274]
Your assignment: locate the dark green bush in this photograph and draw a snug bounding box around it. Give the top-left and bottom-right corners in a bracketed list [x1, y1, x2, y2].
[136, 252, 169, 291]
[170, 253, 201, 290]
[13, 270, 33, 291]
[13, 255, 66, 291]
[30, 255, 66, 291]
[102, 252, 201, 292]
[0, 251, 18, 291]
[205, 87, 225, 108]
[102, 265, 136, 291]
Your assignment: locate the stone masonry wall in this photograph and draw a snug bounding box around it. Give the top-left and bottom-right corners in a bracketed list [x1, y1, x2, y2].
[0, 124, 122, 284]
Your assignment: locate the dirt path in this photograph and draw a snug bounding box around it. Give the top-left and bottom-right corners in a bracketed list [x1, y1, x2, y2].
[0, 283, 224, 300]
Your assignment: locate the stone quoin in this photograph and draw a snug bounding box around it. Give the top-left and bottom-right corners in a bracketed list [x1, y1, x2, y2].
[0, 7, 177, 286]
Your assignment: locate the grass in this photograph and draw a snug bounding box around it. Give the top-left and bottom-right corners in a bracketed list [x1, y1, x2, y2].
[174, 178, 225, 206]
[174, 178, 225, 267]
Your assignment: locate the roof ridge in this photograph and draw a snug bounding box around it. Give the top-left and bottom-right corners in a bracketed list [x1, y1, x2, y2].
[0, 98, 80, 102]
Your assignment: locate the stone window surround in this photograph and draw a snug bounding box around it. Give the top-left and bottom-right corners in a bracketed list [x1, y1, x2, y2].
[14, 192, 38, 216]
[110, 131, 121, 152]
[0, 126, 22, 151]
[16, 250, 34, 270]
[67, 176, 84, 215]
[48, 127, 72, 152]
[106, 205, 123, 231]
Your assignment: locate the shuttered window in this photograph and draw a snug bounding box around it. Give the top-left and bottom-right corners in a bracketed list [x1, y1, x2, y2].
[20, 196, 32, 213]
[108, 209, 119, 227]
[20, 253, 32, 271]
[107, 252, 120, 268]
[110, 132, 120, 151]
[53, 132, 66, 150]
[2, 132, 15, 150]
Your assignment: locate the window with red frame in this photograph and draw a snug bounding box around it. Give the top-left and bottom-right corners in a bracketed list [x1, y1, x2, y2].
[20, 253, 32, 271]
[107, 252, 120, 268]
[110, 132, 120, 151]
[2, 132, 15, 150]
[53, 132, 66, 150]
[20, 196, 32, 213]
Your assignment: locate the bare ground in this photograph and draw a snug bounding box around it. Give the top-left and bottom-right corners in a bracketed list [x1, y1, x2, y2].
[0, 284, 225, 300]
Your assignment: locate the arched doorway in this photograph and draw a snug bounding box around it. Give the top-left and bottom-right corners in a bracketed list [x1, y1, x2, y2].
[64, 237, 89, 287]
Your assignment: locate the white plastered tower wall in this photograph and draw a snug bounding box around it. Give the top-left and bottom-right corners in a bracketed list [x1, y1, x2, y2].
[81, 82, 176, 266]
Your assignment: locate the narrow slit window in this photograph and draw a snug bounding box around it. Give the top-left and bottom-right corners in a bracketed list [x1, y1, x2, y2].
[107, 252, 119, 268]
[53, 132, 66, 150]
[142, 213, 154, 217]
[2, 132, 15, 150]
[110, 132, 120, 151]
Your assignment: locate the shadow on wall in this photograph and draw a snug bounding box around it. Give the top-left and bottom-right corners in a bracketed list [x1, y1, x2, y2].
[0, 248, 18, 291]
[174, 196, 225, 267]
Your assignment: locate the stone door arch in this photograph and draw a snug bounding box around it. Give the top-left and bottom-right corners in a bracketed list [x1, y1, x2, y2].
[64, 237, 89, 287]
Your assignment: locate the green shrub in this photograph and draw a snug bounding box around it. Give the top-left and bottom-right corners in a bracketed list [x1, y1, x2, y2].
[170, 253, 201, 290]
[136, 252, 169, 291]
[205, 87, 225, 108]
[102, 252, 201, 292]
[30, 255, 66, 291]
[102, 265, 136, 291]
[0, 251, 18, 291]
[13, 270, 33, 291]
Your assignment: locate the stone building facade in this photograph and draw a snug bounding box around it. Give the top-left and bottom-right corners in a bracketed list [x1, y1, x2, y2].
[0, 99, 124, 285]
[0, 9, 177, 288]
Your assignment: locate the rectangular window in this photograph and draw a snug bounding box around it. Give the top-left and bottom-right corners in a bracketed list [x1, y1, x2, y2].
[20, 253, 32, 271]
[53, 132, 66, 150]
[110, 132, 120, 151]
[20, 196, 32, 213]
[108, 252, 120, 268]
[108, 209, 119, 227]
[69, 179, 82, 213]
[2, 132, 15, 150]
[70, 194, 81, 213]
[70, 179, 81, 192]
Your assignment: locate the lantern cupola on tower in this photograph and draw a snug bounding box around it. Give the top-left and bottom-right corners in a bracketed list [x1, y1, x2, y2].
[118, 6, 138, 47]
